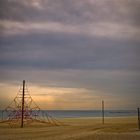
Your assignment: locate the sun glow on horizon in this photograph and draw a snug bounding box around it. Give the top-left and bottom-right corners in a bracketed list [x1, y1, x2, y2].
[0, 82, 138, 110]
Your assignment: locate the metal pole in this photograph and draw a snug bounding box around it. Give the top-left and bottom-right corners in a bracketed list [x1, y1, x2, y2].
[21, 80, 25, 128]
[102, 100, 104, 124]
[138, 108, 140, 130]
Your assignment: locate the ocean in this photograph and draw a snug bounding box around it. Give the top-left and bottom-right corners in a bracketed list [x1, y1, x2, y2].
[0, 110, 137, 120]
[43, 110, 137, 118]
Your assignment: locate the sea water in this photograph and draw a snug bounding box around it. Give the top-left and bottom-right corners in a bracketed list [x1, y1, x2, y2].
[0, 110, 137, 120]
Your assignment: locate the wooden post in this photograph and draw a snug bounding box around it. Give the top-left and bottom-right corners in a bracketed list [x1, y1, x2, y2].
[21, 80, 25, 128]
[138, 108, 140, 130]
[2, 110, 3, 120]
[102, 100, 104, 124]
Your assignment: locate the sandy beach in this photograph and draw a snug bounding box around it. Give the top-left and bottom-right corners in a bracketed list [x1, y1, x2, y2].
[0, 117, 140, 140]
[1, 0, 140, 139]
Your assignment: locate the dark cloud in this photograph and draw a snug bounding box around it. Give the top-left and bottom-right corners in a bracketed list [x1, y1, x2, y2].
[123, 0, 140, 27]
[0, 0, 42, 21]
[0, 32, 139, 71]
[0, 0, 140, 109]
[0, 0, 140, 27]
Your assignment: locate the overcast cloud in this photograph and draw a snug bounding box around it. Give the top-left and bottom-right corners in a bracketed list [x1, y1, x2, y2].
[0, 0, 140, 109]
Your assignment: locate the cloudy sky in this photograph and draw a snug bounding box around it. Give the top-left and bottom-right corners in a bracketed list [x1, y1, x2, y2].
[0, 0, 140, 110]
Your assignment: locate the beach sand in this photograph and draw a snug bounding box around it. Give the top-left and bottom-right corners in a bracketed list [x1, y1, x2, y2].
[0, 117, 140, 140]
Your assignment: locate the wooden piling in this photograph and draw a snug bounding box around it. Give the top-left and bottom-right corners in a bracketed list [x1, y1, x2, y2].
[102, 100, 104, 124]
[138, 108, 140, 130]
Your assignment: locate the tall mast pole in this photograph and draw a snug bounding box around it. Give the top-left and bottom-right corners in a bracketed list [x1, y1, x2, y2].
[138, 108, 140, 130]
[102, 100, 104, 124]
[21, 80, 25, 128]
